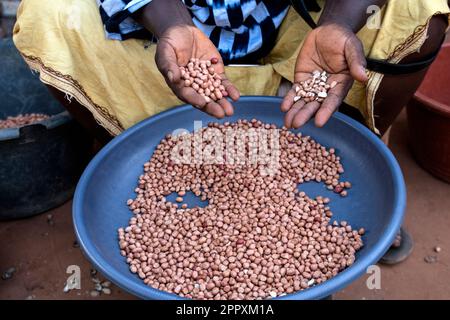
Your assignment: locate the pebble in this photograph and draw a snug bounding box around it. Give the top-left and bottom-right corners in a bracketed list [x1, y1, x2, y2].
[47, 214, 54, 226]
[2, 267, 16, 280]
[434, 246, 442, 253]
[424, 255, 438, 264]
[91, 277, 100, 284]
[102, 288, 111, 295]
[90, 290, 100, 297]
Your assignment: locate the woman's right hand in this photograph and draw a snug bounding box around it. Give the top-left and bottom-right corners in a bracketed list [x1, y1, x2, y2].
[155, 25, 240, 118]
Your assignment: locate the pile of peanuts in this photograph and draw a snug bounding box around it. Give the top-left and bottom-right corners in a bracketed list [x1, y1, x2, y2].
[181, 58, 227, 103]
[293, 70, 337, 104]
[0, 113, 50, 129]
[119, 120, 364, 300]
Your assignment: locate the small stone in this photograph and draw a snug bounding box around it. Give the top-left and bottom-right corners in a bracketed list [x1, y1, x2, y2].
[101, 281, 111, 288]
[2, 267, 16, 280]
[424, 255, 438, 264]
[90, 290, 100, 297]
[95, 283, 103, 292]
[72, 240, 80, 248]
[307, 279, 315, 286]
[47, 214, 54, 226]
[91, 277, 101, 284]
[90, 268, 97, 276]
[269, 291, 277, 298]
[102, 287, 111, 295]
[293, 96, 301, 102]
[434, 246, 442, 253]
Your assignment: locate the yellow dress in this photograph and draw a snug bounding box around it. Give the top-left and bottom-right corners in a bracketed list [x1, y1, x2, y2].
[13, 0, 450, 135]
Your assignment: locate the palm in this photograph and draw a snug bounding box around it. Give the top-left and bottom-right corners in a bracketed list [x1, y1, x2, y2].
[296, 26, 353, 79]
[156, 26, 239, 118]
[159, 26, 225, 74]
[281, 24, 367, 129]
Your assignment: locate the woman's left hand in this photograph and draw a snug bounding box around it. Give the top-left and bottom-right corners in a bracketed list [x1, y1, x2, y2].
[281, 23, 368, 129]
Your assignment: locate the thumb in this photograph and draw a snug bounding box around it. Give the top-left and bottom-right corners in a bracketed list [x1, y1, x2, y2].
[345, 36, 368, 83]
[155, 42, 181, 84]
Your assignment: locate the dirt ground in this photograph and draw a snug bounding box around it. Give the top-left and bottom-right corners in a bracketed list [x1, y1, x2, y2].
[1, 111, 449, 300]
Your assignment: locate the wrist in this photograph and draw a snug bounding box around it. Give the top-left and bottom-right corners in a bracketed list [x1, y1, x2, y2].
[318, 20, 355, 33]
[134, 0, 194, 38]
[315, 22, 356, 38]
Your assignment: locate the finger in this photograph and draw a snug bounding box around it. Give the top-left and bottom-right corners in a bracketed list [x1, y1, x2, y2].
[284, 100, 306, 128]
[217, 98, 234, 117]
[345, 37, 368, 83]
[281, 85, 298, 112]
[203, 101, 226, 118]
[176, 86, 209, 108]
[210, 59, 240, 101]
[221, 77, 240, 101]
[314, 92, 342, 127]
[315, 79, 352, 127]
[176, 86, 226, 118]
[155, 42, 182, 84]
[292, 101, 321, 129]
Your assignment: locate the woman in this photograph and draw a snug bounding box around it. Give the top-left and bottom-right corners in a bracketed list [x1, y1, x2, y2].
[13, 0, 450, 262]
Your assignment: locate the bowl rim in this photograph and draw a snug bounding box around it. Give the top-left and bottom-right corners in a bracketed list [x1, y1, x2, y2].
[0, 111, 71, 141]
[73, 96, 406, 300]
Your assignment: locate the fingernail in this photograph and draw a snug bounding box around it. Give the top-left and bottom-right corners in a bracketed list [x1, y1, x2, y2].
[167, 71, 173, 82]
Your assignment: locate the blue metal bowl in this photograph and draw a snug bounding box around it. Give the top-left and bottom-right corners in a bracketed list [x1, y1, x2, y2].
[73, 96, 406, 300]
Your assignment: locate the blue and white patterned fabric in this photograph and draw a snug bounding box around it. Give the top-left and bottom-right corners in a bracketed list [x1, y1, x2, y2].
[97, 0, 290, 62]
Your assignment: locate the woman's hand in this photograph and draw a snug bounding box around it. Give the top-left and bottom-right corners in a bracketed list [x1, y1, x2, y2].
[156, 25, 240, 118]
[281, 23, 368, 129]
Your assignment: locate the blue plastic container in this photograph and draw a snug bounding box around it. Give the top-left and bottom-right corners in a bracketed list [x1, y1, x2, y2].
[73, 96, 406, 300]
